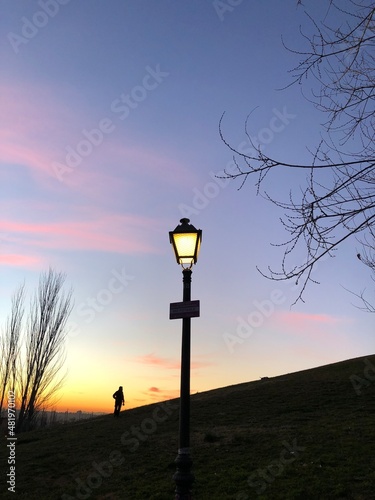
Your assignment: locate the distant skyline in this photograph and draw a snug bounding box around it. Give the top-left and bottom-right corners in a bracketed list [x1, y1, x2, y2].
[1, 0, 373, 413]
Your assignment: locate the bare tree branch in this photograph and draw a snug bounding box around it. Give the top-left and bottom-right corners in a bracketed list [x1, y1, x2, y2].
[0, 284, 24, 414]
[220, 0, 375, 305]
[17, 269, 73, 431]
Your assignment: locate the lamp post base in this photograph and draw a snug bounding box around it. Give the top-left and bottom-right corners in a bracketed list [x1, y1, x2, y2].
[173, 448, 194, 499]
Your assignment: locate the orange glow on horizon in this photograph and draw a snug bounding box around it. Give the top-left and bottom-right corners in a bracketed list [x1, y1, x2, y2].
[50, 398, 143, 414]
[53, 390, 178, 414]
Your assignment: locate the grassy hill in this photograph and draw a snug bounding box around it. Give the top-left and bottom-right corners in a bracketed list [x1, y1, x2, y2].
[1, 354, 374, 499]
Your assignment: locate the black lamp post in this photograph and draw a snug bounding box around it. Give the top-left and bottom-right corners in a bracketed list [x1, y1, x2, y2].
[169, 218, 202, 499]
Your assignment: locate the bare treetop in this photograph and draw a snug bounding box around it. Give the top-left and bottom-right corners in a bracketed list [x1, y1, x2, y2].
[220, 0, 375, 306]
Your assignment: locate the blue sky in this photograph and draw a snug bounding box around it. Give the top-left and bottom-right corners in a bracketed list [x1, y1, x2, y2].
[1, 0, 373, 412]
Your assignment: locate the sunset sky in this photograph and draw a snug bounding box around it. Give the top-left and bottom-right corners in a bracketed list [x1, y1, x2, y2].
[1, 0, 373, 413]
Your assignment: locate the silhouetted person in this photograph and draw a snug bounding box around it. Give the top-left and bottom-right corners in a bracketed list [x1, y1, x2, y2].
[113, 386, 125, 416]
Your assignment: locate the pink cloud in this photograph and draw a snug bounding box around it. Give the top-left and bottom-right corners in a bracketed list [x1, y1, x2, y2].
[0, 80, 196, 192]
[0, 82, 78, 179]
[136, 353, 180, 370]
[143, 386, 180, 401]
[1, 143, 53, 178]
[277, 311, 341, 327]
[191, 358, 215, 370]
[272, 310, 348, 340]
[0, 254, 42, 268]
[0, 212, 161, 255]
[136, 352, 214, 371]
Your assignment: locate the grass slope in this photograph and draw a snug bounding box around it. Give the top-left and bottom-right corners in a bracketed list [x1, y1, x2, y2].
[1, 354, 374, 499]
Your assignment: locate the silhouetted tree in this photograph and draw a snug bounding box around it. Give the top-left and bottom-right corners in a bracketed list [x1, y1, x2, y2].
[220, 0, 375, 306]
[350, 226, 375, 312]
[16, 269, 73, 431]
[0, 284, 24, 415]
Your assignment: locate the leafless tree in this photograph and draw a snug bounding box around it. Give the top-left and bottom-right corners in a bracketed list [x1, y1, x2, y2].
[0, 284, 24, 415]
[350, 226, 375, 311]
[220, 0, 375, 306]
[16, 269, 73, 431]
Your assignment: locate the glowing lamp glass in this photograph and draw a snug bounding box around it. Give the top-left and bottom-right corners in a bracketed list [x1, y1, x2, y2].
[169, 219, 202, 269]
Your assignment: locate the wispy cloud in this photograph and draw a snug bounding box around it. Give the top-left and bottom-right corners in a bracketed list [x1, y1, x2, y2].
[136, 352, 215, 371]
[0, 253, 42, 268]
[136, 353, 181, 370]
[277, 311, 341, 327]
[0, 80, 195, 191]
[273, 310, 349, 340]
[0, 210, 162, 256]
[149, 386, 161, 393]
[0, 82, 78, 180]
[143, 386, 180, 401]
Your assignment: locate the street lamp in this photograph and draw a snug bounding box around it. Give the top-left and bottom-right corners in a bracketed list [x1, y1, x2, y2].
[169, 218, 202, 499]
